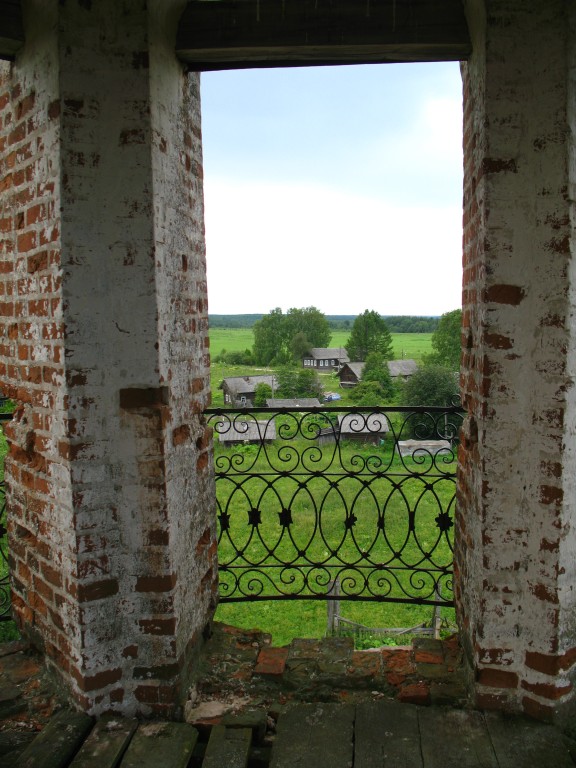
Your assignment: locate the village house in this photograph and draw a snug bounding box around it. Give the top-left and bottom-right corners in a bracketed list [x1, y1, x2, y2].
[338, 360, 419, 387]
[219, 375, 277, 407]
[302, 347, 349, 371]
[217, 419, 276, 448]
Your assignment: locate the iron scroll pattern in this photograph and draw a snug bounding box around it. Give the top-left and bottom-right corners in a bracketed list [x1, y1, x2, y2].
[0, 481, 10, 622]
[205, 404, 464, 607]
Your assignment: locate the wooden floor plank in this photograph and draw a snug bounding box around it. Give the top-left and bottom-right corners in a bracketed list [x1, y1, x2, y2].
[17, 710, 95, 768]
[484, 712, 575, 767]
[355, 700, 423, 768]
[202, 725, 252, 768]
[418, 708, 498, 768]
[270, 703, 355, 768]
[69, 714, 137, 768]
[120, 722, 199, 768]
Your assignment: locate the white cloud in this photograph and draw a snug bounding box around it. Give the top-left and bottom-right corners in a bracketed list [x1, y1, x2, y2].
[204, 178, 462, 316]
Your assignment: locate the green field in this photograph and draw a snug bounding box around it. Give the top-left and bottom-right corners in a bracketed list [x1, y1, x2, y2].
[210, 327, 433, 362]
[211, 434, 456, 646]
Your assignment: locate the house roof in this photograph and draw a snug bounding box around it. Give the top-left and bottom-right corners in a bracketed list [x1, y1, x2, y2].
[218, 419, 277, 443]
[340, 362, 365, 379]
[220, 375, 277, 395]
[388, 359, 418, 377]
[266, 398, 322, 409]
[308, 348, 349, 362]
[338, 413, 390, 435]
[339, 360, 418, 380]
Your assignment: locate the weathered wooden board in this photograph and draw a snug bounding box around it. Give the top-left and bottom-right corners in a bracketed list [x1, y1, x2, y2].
[484, 712, 575, 768]
[418, 708, 498, 768]
[355, 700, 423, 768]
[270, 703, 354, 768]
[202, 725, 252, 768]
[176, 0, 471, 69]
[69, 714, 137, 768]
[120, 722, 199, 768]
[17, 710, 95, 768]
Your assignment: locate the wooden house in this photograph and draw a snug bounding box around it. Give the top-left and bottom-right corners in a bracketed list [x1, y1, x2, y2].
[218, 419, 277, 447]
[338, 360, 418, 387]
[302, 348, 349, 371]
[219, 375, 277, 407]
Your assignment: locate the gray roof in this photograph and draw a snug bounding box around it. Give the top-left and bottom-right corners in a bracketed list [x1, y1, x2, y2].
[308, 348, 349, 362]
[218, 419, 277, 443]
[342, 362, 365, 378]
[266, 398, 322, 408]
[388, 359, 418, 377]
[220, 375, 277, 395]
[338, 413, 390, 435]
[340, 360, 418, 381]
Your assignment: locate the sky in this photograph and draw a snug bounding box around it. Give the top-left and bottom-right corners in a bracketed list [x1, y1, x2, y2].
[200, 62, 463, 317]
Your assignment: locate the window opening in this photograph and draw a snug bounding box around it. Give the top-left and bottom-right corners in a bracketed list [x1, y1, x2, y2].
[201, 63, 463, 648]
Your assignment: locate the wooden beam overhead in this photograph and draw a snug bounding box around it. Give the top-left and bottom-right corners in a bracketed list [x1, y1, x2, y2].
[176, 0, 472, 70]
[0, 0, 24, 60]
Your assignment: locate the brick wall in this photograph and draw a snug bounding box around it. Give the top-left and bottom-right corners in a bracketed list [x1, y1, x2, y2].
[0, 0, 216, 716]
[457, 0, 576, 722]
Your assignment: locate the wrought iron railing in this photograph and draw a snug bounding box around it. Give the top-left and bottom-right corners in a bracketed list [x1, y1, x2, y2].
[206, 404, 463, 607]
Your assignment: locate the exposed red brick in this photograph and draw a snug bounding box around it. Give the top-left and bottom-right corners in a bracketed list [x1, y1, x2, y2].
[398, 682, 430, 705]
[483, 284, 525, 305]
[73, 667, 123, 693]
[172, 423, 190, 446]
[135, 574, 176, 593]
[521, 696, 555, 723]
[521, 679, 572, 700]
[254, 646, 289, 678]
[477, 668, 519, 689]
[77, 578, 119, 602]
[525, 647, 576, 675]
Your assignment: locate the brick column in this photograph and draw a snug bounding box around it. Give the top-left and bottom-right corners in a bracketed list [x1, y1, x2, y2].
[457, 0, 576, 722]
[0, 0, 216, 716]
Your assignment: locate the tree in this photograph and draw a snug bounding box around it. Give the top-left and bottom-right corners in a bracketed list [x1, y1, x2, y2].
[360, 353, 395, 400]
[401, 365, 459, 408]
[426, 309, 462, 371]
[276, 367, 322, 399]
[253, 308, 292, 366]
[254, 383, 272, 407]
[349, 381, 388, 406]
[290, 331, 313, 362]
[287, 307, 331, 351]
[345, 310, 393, 361]
[253, 306, 331, 365]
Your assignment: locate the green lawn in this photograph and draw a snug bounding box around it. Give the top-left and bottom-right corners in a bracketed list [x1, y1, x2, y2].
[211, 428, 457, 646]
[209, 327, 434, 363]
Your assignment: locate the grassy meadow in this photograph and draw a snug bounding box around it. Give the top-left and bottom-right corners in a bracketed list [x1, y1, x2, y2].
[210, 327, 434, 362]
[212, 433, 457, 646]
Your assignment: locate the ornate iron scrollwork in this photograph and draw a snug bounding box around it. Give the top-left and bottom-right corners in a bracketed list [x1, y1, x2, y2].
[206, 405, 464, 607]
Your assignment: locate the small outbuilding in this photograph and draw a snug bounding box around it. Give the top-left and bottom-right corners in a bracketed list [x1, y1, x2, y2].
[220, 375, 277, 407]
[218, 419, 277, 447]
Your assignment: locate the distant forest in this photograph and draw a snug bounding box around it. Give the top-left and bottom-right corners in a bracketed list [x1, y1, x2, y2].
[209, 314, 439, 333]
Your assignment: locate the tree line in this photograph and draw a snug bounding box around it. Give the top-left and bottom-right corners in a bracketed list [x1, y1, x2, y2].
[210, 314, 439, 333]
